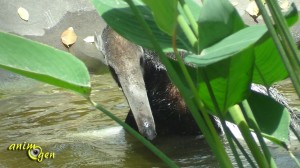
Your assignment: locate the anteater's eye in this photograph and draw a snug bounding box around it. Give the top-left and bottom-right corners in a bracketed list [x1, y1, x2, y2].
[140, 55, 145, 75]
[140, 55, 145, 67]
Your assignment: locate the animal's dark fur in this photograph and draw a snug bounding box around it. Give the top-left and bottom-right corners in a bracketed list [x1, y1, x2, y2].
[124, 50, 222, 135]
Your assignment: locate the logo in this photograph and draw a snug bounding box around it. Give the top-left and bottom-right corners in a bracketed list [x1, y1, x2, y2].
[7, 142, 55, 162]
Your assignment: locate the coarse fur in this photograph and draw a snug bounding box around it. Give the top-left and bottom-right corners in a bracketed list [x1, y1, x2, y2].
[125, 49, 222, 135]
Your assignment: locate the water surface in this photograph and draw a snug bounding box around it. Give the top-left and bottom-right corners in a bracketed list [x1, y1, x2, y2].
[0, 72, 299, 167]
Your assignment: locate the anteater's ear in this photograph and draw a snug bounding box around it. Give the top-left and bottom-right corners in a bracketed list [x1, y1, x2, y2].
[94, 32, 103, 54]
[94, 31, 108, 66]
[94, 25, 110, 55]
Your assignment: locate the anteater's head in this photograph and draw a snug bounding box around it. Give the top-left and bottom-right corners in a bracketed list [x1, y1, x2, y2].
[95, 26, 157, 140]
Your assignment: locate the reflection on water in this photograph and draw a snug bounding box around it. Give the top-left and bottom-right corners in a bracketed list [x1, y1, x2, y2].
[0, 72, 299, 167]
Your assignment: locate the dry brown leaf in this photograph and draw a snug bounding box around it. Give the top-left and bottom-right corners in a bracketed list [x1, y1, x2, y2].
[17, 7, 29, 21]
[61, 27, 77, 47]
[83, 36, 95, 43]
[246, 1, 259, 17]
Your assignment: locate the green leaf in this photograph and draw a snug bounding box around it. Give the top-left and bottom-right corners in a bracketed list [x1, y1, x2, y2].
[253, 37, 288, 86]
[247, 91, 290, 143]
[142, 0, 177, 35]
[170, 50, 254, 115]
[284, 2, 299, 26]
[252, 3, 298, 86]
[92, 0, 190, 51]
[198, 0, 245, 51]
[182, 26, 268, 114]
[0, 32, 91, 97]
[185, 25, 267, 67]
[178, 0, 202, 22]
[196, 48, 254, 114]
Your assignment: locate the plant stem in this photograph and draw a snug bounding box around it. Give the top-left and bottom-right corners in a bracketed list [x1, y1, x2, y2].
[221, 122, 244, 168]
[200, 68, 244, 167]
[289, 151, 300, 167]
[260, 132, 289, 150]
[178, 0, 199, 38]
[177, 14, 198, 53]
[174, 11, 235, 168]
[266, 2, 300, 64]
[228, 129, 257, 168]
[88, 100, 179, 168]
[241, 100, 277, 167]
[255, 0, 300, 97]
[228, 105, 269, 168]
[171, 34, 233, 168]
[266, 1, 300, 95]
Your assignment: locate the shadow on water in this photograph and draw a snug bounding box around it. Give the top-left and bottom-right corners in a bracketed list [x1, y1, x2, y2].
[0, 70, 299, 167]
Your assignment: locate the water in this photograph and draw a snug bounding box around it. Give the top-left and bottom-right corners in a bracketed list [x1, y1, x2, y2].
[0, 71, 299, 167]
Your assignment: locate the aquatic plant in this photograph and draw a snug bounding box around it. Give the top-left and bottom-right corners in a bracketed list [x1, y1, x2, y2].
[93, 0, 300, 167]
[0, 0, 299, 167]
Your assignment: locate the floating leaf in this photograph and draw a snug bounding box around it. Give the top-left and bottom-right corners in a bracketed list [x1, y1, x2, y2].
[61, 27, 77, 47]
[83, 36, 95, 43]
[17, 7, 29, 21]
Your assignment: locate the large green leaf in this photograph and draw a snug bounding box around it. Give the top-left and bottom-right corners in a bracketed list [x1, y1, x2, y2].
[185, 25, 267, 67]
[92, 0, 197, 51]
[197, 0, 245, 51]
[252, 4, 298, 86]
[253, 37, 288, 86]
[176, 1, 260, 113]
[196, 48, 254, 114]
[0, 32, 91, 97]
[142, 0, 177, 35]
[170, 49, 254, 115]
[247, 91, 290, 142]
